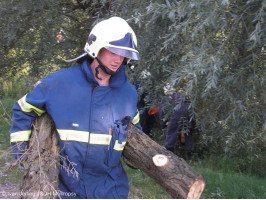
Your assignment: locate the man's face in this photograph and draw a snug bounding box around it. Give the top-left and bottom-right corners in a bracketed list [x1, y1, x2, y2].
[97, 48, 124, 72]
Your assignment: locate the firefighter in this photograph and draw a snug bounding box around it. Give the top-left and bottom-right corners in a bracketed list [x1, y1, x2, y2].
[10, 17, 141, 199]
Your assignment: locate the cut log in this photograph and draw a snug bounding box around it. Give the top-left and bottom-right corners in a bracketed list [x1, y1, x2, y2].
[18, 114, 205, 199]
[123, 123, 205, 199]
[19, 114, 60, 199]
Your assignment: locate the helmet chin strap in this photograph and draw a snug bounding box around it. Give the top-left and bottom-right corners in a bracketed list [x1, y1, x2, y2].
[94, 57, 121, 80]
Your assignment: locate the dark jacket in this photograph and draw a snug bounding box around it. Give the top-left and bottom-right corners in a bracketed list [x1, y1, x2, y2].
[159, 93, 195, 151]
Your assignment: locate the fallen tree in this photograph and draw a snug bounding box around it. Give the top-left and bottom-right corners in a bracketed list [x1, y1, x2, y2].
[18, 114, 205, 199]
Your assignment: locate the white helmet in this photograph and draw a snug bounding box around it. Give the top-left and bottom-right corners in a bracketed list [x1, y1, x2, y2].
[65, 17, 140, 62]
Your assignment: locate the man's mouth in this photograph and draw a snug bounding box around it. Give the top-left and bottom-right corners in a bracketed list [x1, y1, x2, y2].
[110, 65, 119, 71]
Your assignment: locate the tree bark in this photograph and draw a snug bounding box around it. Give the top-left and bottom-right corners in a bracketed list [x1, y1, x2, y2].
[19, 114, 60, 199]
[19, 114, 205, 199]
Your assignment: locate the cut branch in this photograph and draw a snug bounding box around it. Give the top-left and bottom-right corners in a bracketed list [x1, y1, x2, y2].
[123, 123, 205, 199]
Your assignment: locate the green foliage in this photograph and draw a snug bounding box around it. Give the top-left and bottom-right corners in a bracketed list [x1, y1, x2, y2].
[0, 0, 265, 177]
[130, 0, 265, 177]
[0, 76, 35, 99]
[0, 0, 113, 77]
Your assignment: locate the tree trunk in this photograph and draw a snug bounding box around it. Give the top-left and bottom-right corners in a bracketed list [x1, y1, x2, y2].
[20, 114, 60, 199]
[123, 124, 205, 199]
[19, 114, 205, 199]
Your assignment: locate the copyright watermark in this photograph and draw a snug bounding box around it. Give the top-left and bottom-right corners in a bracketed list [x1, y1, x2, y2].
[0, 190, 76, 198]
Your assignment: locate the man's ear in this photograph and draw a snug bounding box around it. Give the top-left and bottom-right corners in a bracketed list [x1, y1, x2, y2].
[122, 58, 128, 66]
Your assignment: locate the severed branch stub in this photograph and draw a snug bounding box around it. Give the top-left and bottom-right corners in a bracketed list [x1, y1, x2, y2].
[152, 154, 169, 167]
[123, 123, 205, 199]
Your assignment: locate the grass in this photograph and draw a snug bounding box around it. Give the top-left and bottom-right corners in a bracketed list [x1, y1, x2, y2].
[0, 152, 22, 185]
[124, 161, 266, 199]
[0, 98, 15, 150]
[0, 97, 266, 199]
[124, 163, 171, 199]
[0, 97, 22, 185]
[194, 166, 266, 199]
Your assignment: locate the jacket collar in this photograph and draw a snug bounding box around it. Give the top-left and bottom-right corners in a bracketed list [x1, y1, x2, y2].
[81, 60, 127, 88]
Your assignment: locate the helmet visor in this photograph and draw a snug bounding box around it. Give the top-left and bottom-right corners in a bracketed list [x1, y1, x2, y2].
[64, 52, 88, 63]
[105, 46, 140, 60]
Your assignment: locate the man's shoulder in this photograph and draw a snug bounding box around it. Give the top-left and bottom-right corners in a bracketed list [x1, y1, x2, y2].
[116, 81, 138, 101]
[39, 65, 83, 89]
[54, 65, 81, 76]
[124, 81, 138, 92]
[46, 65, 82, 80]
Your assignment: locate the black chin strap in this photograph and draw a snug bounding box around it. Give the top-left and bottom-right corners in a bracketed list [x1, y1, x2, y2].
[95, 65, 102, 80]
[94, 57, 121, 80]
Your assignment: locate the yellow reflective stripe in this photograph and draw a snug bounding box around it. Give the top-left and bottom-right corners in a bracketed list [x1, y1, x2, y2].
[57, 130, 112, 145]
[18, 95, 46, 116]
[90, 134, 112, 145]
[132, 111, 140, 125]
[10, 130, 31, 142]
[57, 129, 89, 143]
[113, 140, 126, 151]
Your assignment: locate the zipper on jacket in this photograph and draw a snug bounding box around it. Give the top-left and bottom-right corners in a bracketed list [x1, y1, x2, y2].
[89, 86, 96, 136]
[83, 85, 96, 198]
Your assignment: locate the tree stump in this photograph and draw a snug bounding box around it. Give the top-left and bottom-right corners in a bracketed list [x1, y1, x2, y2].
[19, 114, 205, 199]
[19, 114, 60, 199]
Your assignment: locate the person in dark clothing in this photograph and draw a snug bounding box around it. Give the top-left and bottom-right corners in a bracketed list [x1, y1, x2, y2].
[159, 92, 196, 155]
[137, 93, 156, 136]
[134, 82, 156, 136]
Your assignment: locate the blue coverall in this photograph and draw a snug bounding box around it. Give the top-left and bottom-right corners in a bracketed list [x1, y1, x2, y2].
[10, 60, 141, 198]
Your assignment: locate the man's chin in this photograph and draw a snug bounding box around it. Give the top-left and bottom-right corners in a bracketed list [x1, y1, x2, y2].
[108, 67, 119, 72]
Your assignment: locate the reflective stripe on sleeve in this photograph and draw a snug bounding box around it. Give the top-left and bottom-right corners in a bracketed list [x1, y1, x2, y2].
[132, 111, 140, 125]
[18, 95, 46, 116]
[10, 130, 31, 142]
[113, 140, 126, 151]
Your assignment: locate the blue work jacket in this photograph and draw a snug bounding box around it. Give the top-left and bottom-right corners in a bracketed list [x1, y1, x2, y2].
[10, 60, 141, 198]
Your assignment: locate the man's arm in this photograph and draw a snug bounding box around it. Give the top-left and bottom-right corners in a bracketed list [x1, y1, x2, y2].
[10, 80, 47, 160]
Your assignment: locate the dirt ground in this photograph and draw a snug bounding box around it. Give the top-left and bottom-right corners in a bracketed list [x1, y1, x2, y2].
[0, 181, 20, 199]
